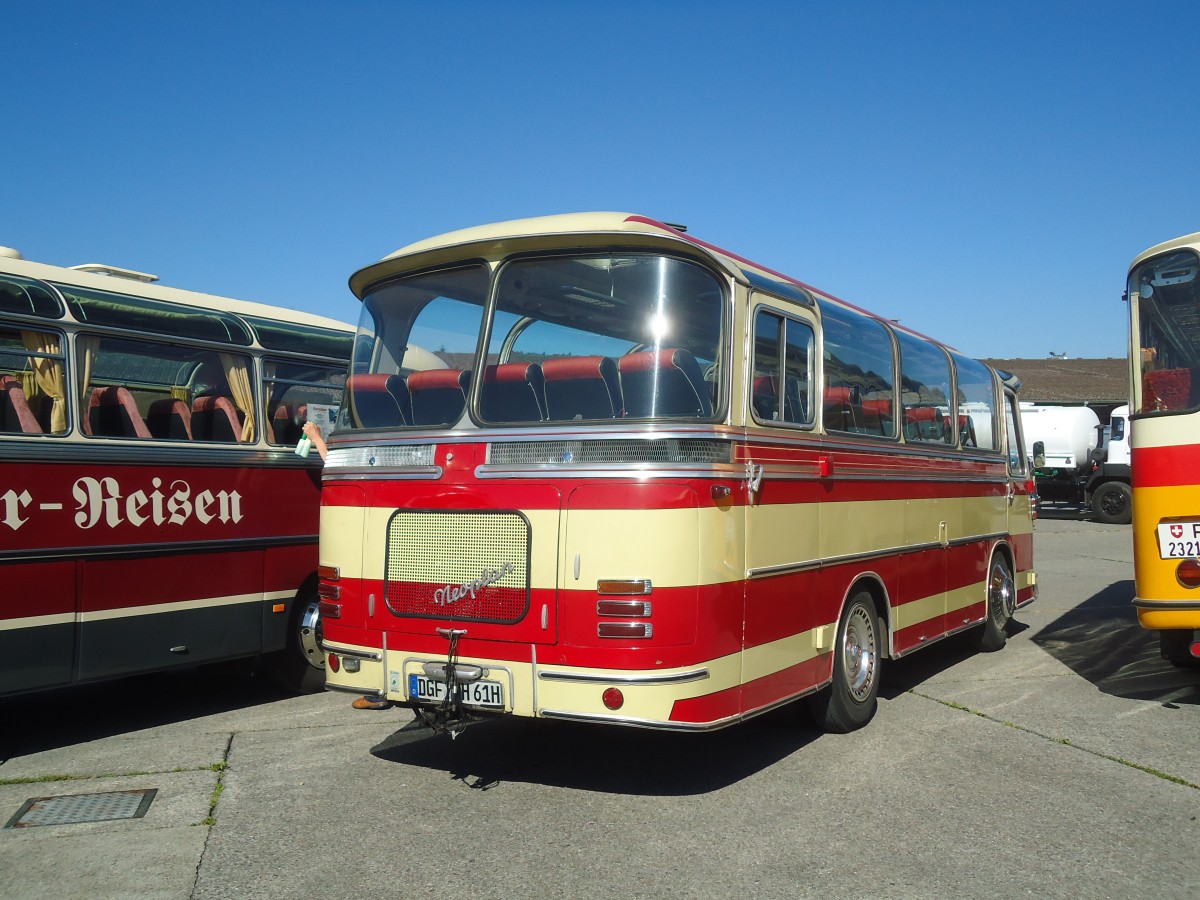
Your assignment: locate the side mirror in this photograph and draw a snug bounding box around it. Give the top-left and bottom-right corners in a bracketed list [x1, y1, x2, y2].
[1032, 440, 1046, 469]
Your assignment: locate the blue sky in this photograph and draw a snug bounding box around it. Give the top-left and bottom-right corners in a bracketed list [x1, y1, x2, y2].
[5, 0, 1197, 360]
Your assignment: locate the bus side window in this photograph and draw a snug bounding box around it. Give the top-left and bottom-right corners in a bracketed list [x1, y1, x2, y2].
[753, 308, 814, 427]
[820, 301, 895, 437]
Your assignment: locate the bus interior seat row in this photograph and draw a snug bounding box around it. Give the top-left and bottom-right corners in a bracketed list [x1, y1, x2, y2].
[346, 348, 713, 427]
[823, 387, 892, 435]
[191, 395, 243, 441]
[86, 386, 152, 438]
[271, 402, 309, 445]
[148, 398, 194, 440]
[0, 374, 42, 434]
[80, 386, 246, 441]
[1143, 367, 1200, 412]
[751, 374, 809, 423]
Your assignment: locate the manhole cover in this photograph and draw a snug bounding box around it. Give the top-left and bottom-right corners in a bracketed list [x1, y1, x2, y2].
[5, 788, 157, 828]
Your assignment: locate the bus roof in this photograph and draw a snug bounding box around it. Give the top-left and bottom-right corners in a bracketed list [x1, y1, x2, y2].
[1129, 231, 1200, 274]
[3, 254, 354, 335]
[350, 212, 953, 351]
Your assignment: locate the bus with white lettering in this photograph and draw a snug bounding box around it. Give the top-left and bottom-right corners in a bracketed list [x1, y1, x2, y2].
[0, 247, 352, 695]
[1127, 231, 1200, 666]
[318, 213, 1036, 734]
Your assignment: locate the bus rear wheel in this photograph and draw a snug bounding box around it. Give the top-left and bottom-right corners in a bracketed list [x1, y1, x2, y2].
[1160, 630, 1200, 669]
[809, 591, 881, 733]
[265, 588, 326, 693]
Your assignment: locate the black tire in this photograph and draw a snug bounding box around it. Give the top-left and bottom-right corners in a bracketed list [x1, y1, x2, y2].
[265, 588, 326, 693]
[970, 556, 1015, 652]
[1160, 630, 1200, 669]
[809, 591, 882, 733]
[1091, 482, 1132, 525]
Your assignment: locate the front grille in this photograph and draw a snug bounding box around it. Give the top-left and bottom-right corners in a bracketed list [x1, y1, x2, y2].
[384, 510, 530, 622]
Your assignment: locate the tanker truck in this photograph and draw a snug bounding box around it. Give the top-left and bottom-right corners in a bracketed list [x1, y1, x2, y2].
[1022, 403, 1132, 524]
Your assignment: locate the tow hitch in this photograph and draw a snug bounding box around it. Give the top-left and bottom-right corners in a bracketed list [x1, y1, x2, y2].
[412, 628, 486, 739]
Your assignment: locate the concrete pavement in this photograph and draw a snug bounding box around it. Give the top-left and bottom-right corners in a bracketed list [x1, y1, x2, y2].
[2, 517, 1198, 899]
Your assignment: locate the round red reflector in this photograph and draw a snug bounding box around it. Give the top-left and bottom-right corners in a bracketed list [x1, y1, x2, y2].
[602, 687, 624, 710]
[1177, 560, 1200, 588]
[1191, 642, 1200, 659]
[328, 654, 340, 673]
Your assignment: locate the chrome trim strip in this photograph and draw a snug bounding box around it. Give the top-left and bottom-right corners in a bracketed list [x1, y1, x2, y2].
[537, 667, 709, 685]
[323, 467, 442, 482]
[747, 533, 1010, 579]
[754, 469, 1010, 486]
[0, 442, 317, 466]
[1132, 598, 1200, 611]
[536, 680, 828, 730]
[478, 464, 739, 480]
[890, 617, 985, 659]
[318, 642, 382, 662]
[741, 428, 1007, 464]
[537, 708, 738, 731]
[0, 533, 316, 564]
[324, 683, 383, 697]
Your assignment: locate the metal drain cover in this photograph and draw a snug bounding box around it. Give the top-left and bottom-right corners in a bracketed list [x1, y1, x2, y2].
[5, 788, 157, 828]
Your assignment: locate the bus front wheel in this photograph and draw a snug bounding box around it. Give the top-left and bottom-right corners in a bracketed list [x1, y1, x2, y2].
[971, 557, 1015, 653]
[809, 591, 881, 733]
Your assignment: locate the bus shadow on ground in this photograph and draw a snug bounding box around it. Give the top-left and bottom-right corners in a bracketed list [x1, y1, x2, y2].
[877, 629, 996, 699]
[1031, 579, 1200, 706]
[0, 661, 290, 762]
[371, 626, 1029, 793]
[371, 707, 821, 796]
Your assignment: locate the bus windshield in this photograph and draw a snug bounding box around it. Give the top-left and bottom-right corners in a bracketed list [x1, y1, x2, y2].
[1132, 246, 1200, 413]
[343, 254, 726, 430]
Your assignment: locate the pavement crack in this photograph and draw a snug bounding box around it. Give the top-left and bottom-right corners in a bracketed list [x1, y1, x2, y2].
[191, 733, 234, 898]
[909, 689, 1200, 790]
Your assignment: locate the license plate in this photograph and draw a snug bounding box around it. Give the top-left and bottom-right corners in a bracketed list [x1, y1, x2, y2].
[408, 674, 504, 708]
[1157, 522, 1200, 559]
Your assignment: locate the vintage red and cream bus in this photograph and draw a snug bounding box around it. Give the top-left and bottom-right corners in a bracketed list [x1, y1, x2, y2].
[318, 213, 1036, 734]
[0, 247, 352, 695]
[1127, 231, 1200, 666]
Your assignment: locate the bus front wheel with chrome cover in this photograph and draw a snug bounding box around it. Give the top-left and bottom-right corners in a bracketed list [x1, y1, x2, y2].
[265, 586, 326, 693]
[809, 591, 881, 733]
[971, 557, 1015, 653]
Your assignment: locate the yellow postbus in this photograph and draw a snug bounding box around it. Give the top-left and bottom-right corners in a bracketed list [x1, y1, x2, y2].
[1127, 231, 1200, 665]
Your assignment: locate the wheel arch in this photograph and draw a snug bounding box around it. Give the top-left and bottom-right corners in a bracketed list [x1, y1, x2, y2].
[988, 539, 1016, 582]
[840, 571, 893, 658]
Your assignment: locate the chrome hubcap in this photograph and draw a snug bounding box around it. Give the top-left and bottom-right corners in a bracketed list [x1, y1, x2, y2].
[298, 598, 325, 670]
[842, 603, 877, 702]
[989, 563, 1016, 623]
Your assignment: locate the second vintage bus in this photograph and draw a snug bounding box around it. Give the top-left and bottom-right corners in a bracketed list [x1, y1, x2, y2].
[318, 213, 1036, 734]
[0, 248, 352, 696]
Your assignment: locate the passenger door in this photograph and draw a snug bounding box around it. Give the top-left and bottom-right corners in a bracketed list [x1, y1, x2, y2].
[1003, 388, 1036, 576]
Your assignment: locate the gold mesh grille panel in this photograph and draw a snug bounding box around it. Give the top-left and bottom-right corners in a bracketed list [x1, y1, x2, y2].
[384, 510, 530, 622]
